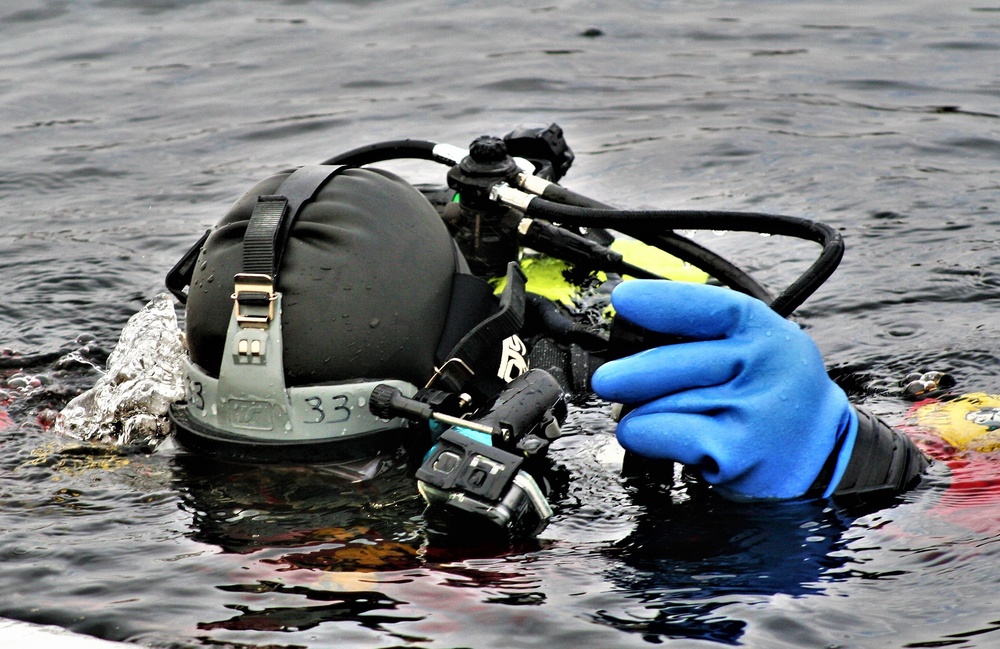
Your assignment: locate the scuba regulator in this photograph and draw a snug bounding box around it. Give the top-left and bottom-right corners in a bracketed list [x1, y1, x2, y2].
[320, 123, 843, 316]
[166, 123, 845, 540]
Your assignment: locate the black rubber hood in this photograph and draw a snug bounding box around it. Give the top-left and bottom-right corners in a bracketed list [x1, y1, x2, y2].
[184, 167, 458, 388]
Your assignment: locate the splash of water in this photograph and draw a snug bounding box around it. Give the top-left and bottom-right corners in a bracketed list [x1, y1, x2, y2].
[55, 294, 185, 448]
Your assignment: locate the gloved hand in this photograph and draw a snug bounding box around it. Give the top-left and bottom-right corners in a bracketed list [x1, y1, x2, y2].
[591, 280, 857, 500]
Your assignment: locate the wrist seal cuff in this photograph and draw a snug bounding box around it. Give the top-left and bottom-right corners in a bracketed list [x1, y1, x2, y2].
[825, 406, 928, 503]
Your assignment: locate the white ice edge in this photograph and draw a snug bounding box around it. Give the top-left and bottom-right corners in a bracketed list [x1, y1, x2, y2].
[0, 618, 135, 648]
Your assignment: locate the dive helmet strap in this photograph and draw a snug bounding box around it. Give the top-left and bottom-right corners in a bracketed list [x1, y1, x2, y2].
[232, 165, 348, 324]
[166, 165, 349, 303]
[187, 165, 345, 438]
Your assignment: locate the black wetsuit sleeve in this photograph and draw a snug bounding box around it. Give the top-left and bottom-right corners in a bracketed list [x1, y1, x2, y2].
[826, 407, 929, 504]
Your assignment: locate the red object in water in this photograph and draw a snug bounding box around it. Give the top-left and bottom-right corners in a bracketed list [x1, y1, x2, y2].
[900, 398, 1000, 534]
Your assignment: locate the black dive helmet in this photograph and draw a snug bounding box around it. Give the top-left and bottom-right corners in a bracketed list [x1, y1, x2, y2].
[167, 164, 529, 463]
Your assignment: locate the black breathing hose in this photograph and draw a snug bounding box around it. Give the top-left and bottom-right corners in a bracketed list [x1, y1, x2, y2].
[319, 138, 842, 316]
[321, 139, 441, 166]
[534, 181, 774, 305]
[522, 199, 844, 317]
[323, 143, 777, 305]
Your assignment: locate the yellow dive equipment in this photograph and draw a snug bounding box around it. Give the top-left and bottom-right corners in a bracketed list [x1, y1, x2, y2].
[908, 393, 1000, 453]
[509, 238, 711, 307]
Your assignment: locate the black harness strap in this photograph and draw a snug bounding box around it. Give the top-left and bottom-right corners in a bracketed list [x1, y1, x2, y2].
[431, 261, 528, 391]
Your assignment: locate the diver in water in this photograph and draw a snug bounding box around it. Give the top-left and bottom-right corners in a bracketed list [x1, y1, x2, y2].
[163, 128, 928, 538]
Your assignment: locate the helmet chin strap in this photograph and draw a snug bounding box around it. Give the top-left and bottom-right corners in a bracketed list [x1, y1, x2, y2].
[212, 169, 331, 440]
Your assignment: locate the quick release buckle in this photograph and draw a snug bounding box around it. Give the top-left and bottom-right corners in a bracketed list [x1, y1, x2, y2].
[232, 273, 276, 326]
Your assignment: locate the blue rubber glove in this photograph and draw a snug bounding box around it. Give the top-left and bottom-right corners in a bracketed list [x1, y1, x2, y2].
[591, 280, 857, 500]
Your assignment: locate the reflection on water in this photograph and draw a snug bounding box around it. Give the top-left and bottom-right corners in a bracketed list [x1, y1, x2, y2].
[166, 433, 868, 646]
[3, 0, 1000, 647]
[5, 403, 982, 648]
[173, 452, 426, 555]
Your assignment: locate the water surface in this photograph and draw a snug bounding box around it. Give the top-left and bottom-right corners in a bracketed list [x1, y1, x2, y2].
[2, 1, 1000, 647]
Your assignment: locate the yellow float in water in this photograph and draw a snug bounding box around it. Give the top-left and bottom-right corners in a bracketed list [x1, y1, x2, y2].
[909, 393, 1000, 453]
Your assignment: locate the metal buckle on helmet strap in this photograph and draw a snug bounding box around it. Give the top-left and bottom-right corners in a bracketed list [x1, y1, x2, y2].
[232, 272, 276, 327]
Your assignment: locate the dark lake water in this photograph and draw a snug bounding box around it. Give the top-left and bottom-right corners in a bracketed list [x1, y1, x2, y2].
[2, 1, 1000, 647]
